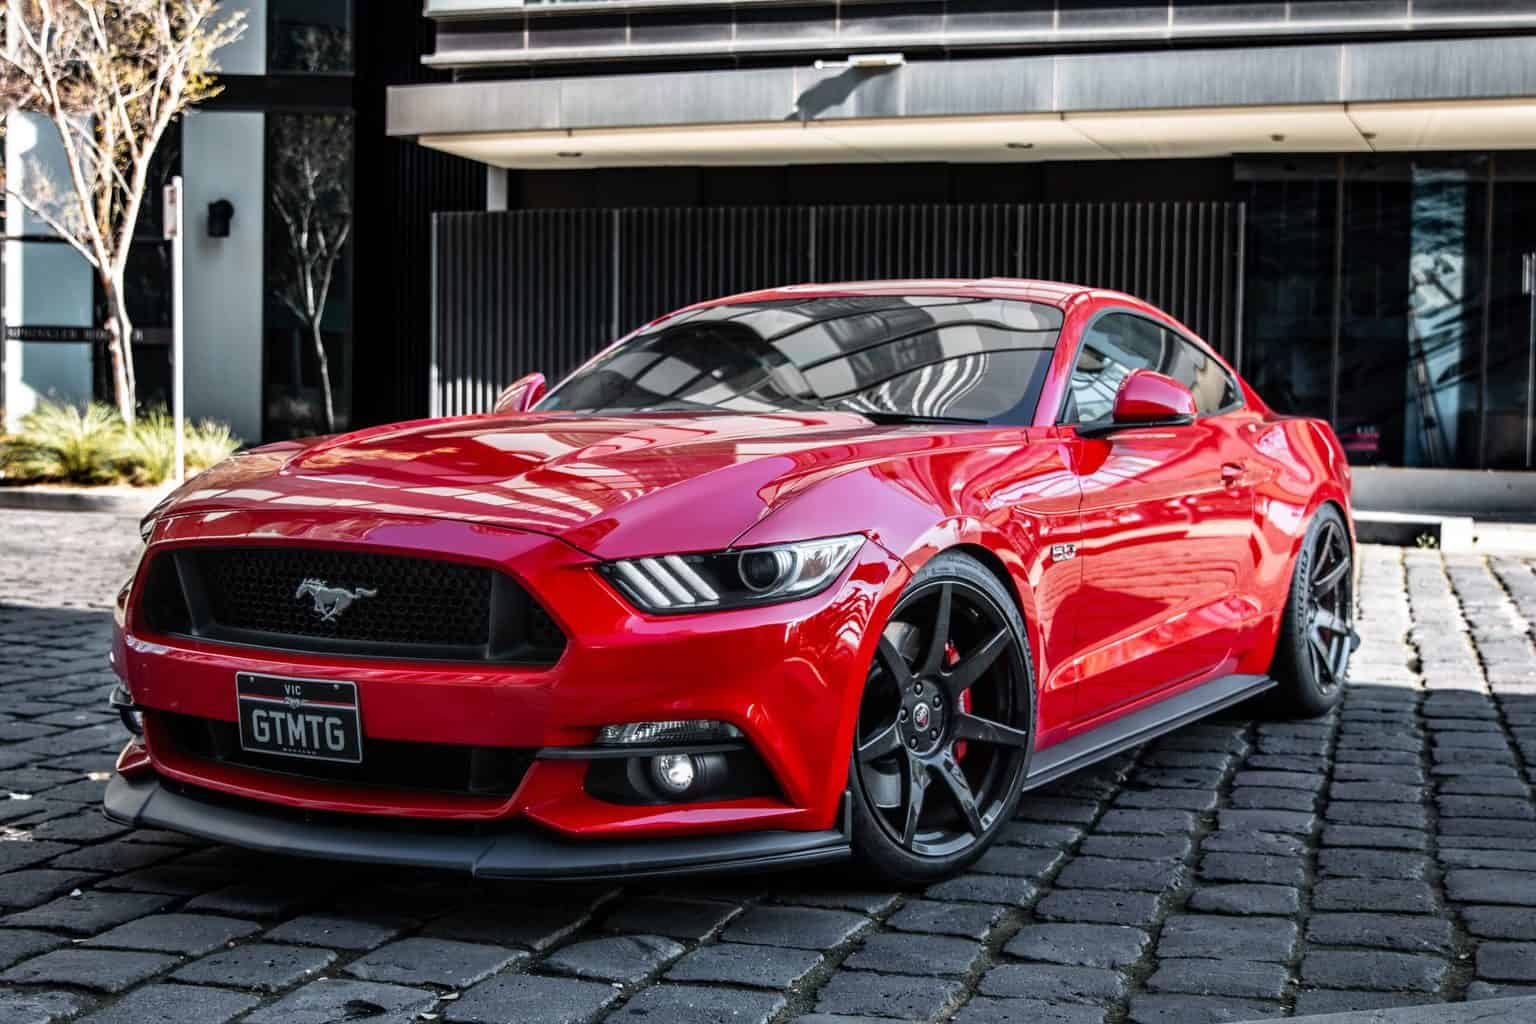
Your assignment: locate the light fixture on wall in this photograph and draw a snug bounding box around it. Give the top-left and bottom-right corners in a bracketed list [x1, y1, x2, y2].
[208, 199, 235, 238]
[814, 52, 906, 71]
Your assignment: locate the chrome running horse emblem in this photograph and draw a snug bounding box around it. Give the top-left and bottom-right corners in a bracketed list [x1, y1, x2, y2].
[295, 578, 378, 623]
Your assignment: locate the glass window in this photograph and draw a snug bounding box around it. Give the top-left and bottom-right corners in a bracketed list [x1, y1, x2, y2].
[1063, 313, 1165, 424]
[1064, 313, 1237, 424]
[1235, 164, 1337, 427]
[1165, 335, 1241, 415]
[263, 112, 355, 439]
[269, 0, 352, 74]
[542, 295, 1060, 423]
[1487, 155, 1536, 469]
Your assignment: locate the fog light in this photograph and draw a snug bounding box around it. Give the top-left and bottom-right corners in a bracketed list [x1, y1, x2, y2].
[595, 720, 742, 746]
[649, 753, 696, 795]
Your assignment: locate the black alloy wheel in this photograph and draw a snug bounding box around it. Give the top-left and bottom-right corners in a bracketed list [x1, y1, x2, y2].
[1305, 514, 1354, 694]
[1271, 504, 1356, 718]
[851, 553, 1034, 879]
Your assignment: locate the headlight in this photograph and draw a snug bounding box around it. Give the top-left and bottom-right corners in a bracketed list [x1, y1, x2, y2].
[600, 534, 864, 613]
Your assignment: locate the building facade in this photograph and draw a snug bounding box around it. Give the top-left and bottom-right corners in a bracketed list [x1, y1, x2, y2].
[2, 1, 483, 442]
[388, 0, 1536, 490]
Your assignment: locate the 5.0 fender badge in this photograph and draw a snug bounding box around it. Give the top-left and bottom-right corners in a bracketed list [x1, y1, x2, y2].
[1050, 543, 1078, 563]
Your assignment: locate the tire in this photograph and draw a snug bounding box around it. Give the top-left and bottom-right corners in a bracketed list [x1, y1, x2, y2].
[1268, 504, 1355, 719]
[848, 551, 1036, 885]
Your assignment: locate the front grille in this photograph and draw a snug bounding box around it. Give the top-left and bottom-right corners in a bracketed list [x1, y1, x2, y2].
[139, 547, 565, 664]
[160, 712, 533, 798]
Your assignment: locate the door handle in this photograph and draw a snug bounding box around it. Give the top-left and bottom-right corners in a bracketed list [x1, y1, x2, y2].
[1221, 462, 1244, 486]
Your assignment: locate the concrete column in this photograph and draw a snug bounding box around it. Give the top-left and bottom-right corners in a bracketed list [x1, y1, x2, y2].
[182, 111, 266, 444]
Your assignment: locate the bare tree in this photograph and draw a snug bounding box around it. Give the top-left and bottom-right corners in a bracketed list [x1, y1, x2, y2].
[268, 112, 351, 434]
[0, 0, 245, 422]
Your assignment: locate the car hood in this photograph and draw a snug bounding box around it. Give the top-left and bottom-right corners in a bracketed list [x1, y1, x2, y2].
[156, 411, 972, 559]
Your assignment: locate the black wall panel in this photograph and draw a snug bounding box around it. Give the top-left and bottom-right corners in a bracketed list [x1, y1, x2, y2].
[432, 201, 1245, 417]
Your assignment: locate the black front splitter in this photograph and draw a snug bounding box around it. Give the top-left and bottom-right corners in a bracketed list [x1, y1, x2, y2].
[104, 774, 851, 881]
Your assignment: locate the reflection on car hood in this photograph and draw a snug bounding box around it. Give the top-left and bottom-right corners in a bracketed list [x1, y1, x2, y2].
[157, 411, 980, 558]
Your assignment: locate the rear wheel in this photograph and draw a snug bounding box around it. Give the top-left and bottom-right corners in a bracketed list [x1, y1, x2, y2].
[1269, 505, 1355, 718]
[849, 552, 1034, 884]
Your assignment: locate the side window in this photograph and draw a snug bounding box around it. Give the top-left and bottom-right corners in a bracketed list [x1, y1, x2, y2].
[1165, 335, 1241, 415]
[1064, 313, 1165, 424]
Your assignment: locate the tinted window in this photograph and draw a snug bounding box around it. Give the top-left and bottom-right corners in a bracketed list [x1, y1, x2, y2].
[542, 296, 1063, 423]
[1064, 314, 1165, 424]
[1166, 335, 1241, 415]
[1064, 313, 1238, 424]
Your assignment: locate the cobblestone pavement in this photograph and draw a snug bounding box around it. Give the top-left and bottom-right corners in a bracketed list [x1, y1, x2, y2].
[1, 508, 1535, 1023]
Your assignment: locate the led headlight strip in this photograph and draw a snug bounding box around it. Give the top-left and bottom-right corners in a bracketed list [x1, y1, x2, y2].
[601, 534, 864, 613]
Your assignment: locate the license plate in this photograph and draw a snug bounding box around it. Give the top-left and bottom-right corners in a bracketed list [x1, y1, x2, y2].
[236, 673, 362, 764]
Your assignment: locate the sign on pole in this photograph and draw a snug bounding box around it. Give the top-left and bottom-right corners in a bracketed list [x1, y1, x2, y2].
[164, 177, 185, 483]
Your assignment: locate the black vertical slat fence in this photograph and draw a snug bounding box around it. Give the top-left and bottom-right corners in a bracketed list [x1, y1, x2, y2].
[432, 202, 1246, 416]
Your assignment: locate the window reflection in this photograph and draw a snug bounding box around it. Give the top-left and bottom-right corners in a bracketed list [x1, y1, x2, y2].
[269, 0, 352, 73]
[263, 112, 356, 439]
[543, 296, 1061, 423]
[1239, 153, 1535, 470]
[1065, 314, 1238, 425]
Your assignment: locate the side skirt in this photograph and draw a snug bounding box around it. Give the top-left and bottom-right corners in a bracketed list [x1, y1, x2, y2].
[1024, 673, 1275, 791]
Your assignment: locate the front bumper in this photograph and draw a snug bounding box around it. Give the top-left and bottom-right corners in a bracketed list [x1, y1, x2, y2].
[105, 773, 852, 880]
[114, 508, 903, 840]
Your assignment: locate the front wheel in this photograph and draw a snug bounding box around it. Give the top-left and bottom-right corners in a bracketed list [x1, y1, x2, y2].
[1269, 504, 1356, 718]
[849, 552, 1035, 884]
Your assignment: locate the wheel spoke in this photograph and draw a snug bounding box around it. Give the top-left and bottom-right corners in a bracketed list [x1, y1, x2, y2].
[1316, 520, 1339, 560]
[857, 722, 902, 763]
[1308, 626, 1333, 678]
[1327, 632, 1348, 683]
[1313, 609, 1348, 637]
[953, 711, 1031, 749]
[900, 754, 930, 849]
[919, 583, 953, 677]
[938, 752, 985, 836]
[875, 637, 914, 688]
[1311, 558, 1349, 600]
[941, 627, 1012, 699]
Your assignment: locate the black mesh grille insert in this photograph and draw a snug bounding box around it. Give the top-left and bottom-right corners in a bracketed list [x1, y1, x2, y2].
[160, 712, 533, 797]
[138, 547, 565, 664]
[197, 547, 491, 646]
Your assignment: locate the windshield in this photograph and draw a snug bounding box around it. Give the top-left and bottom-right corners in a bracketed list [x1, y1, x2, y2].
[538, 294, 1063, 424]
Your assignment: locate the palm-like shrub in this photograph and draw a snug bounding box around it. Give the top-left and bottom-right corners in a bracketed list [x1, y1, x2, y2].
[183, 417, 239, 472]
[1, 402, 125, 484]
[1, 401, 241, 486]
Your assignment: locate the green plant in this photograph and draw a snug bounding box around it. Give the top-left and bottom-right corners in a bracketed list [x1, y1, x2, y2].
[0, 400, 241, 487]
[119, 407, 241, 486]
[184, 417, 240, 472]
[118, 408, 179, 486]
[0, 401, 125, 484]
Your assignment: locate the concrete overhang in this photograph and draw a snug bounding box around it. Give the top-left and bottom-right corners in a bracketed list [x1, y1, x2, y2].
[389, 36, 1536, 169]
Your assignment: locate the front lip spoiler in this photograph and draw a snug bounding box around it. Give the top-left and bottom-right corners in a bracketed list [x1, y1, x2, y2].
[104, 773, 852, 881]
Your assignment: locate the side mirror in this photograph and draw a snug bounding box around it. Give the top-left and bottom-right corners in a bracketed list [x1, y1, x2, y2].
[493, 372, 547, 414]
[1084, 369, 1196, 436]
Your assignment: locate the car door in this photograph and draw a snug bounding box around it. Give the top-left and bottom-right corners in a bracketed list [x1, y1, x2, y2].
[1056, 311, 1255, 722]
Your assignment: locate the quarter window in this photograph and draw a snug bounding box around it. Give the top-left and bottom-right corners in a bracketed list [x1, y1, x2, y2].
[1166, 335, 1241, 415]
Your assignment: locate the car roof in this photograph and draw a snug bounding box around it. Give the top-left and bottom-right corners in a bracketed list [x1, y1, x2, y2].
[705, 278, 1128, 310]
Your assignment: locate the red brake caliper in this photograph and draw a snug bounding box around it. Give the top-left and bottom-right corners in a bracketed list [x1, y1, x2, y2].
[946, 642, 970, 760]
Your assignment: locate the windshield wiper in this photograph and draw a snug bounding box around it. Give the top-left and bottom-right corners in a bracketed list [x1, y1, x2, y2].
[838, 410, 989, 426]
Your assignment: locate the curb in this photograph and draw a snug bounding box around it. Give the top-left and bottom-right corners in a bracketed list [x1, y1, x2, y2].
[0, 485, 167, 516]
[1235, 996, 1536, 1023]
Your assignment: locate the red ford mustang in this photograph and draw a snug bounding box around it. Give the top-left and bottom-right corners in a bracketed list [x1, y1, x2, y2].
[106, 279, 1357, 883]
